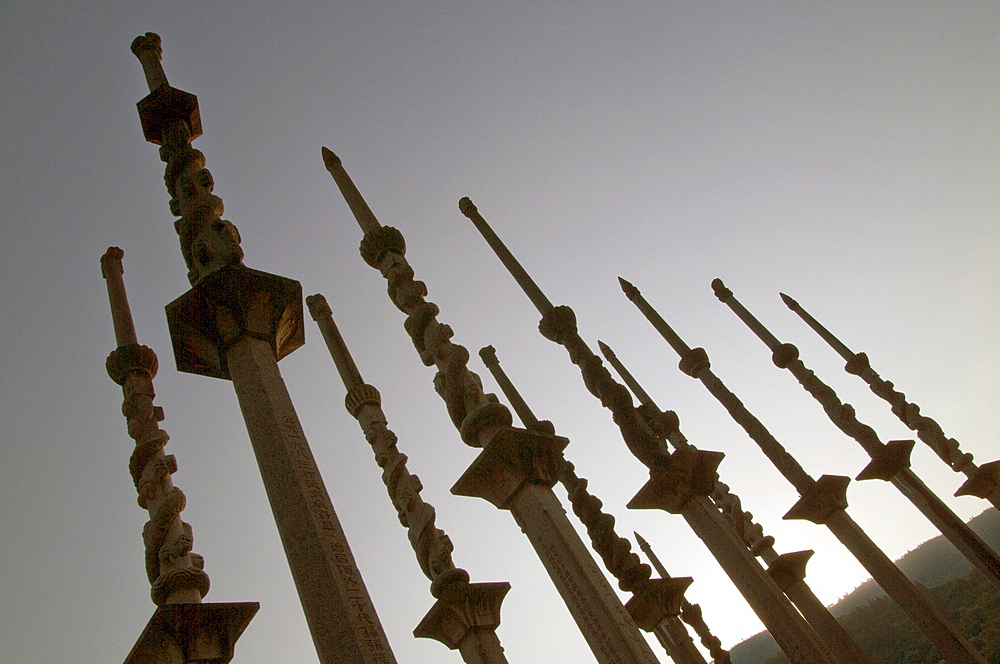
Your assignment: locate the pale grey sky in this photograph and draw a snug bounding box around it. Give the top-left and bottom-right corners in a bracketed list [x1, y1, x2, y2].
[2, 2, 999, 663]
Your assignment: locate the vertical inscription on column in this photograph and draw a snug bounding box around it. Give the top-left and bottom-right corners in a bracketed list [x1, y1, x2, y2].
[278, 413, 395, 661]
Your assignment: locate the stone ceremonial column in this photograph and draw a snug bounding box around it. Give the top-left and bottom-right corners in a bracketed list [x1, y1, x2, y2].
[781, 292, 1000, 508]
[620, 279, 981, 662]
[458, 199, 838, 664]
[599, 335, 867, 664]
[478, 345, 706, 664]
[634, 533, 731, 664]
[307, 294, 511, 664]
[322, 149, 661, 664]
[714, 280, 1000, 593]
[102, 247, 257, 664]
[129, 34, 396, 664]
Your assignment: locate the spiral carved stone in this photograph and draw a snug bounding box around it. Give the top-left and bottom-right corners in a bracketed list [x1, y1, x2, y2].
[109, 345, 209, 605]
[848, 353, 973, 473]
[355, 403, 468, 598]
[368, 234, 511, 448]
[681, 602, 732, 663]
[560, 459, 652, 594]
[149, 101, 243, 285]
[782, 354, 885, 458]
[543, 313, 669, 471]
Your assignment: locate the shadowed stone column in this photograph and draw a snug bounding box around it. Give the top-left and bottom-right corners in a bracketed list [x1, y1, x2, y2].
[600, 337, 863, 664]
[635, 533, 731, 664]
[781, 292, 1000, 509]
[102, 247, 258, 664]
[479, 345, 706, 664]
[322, 149, 661, 664]
[129, 34, 396, 664]
[713, 278, 989, 664]
[308, 294, 511, 664]
[458, 199, 838, 664]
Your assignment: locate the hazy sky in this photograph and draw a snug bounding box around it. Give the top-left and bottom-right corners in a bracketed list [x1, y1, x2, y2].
[2, 2, 999, 663]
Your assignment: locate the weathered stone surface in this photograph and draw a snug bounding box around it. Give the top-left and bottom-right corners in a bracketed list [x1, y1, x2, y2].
[165, 265, 304, 380]
[855, 439, 914, 481]
[325, 154, 661, 663]
[124, 602, 259, 664]
[103, 248, 210, 607]
[227, 336, 396, 664]
[309, 294, 510, 664]
[132, 36, 395, 664]
[783, 475, 850, 525]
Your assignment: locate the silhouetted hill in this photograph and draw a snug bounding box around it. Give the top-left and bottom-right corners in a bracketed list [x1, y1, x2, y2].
[730, 509, 1000, 664]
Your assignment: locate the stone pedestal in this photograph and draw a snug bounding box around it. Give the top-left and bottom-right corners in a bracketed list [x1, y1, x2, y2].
[414, 581, 510, 664]
[454, 426, 661, 664]
[124, 602, 258, 664]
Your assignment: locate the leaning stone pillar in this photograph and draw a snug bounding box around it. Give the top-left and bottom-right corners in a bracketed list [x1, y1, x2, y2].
[308, 294, 511, 664]
[781, 292, 1000, 508]
[322, 149, 661, 664]
[102, 247, 258, 664]
[713, 278, 989, 664]
[458, 198, 838, 664]
[128, 34, 396, 664]
[478, 344, 706, 664]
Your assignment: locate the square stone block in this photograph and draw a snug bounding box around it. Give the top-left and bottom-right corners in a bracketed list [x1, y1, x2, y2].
[166, 264, 304, 380]
[137, 85, 202, 145]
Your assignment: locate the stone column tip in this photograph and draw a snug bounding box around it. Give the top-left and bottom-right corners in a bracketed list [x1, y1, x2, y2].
[779, 292, 797, 308]
[458, 196, 477, 216]
[597, 340, 614, 357]
[305, 293, 332, 319]
[711, 278, 732, 302]
[321, 146, 341, 170]
[130, 32, 162, 57]
[478, 345, 498, 363]
[618, 277, 639, 299]
[101, 246, 125, 278]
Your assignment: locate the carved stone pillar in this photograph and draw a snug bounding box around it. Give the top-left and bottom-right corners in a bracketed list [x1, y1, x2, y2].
[130, 34, 396, 664]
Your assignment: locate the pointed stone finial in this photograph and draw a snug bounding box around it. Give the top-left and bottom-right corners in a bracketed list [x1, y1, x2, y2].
[321, 146, 341, 170]
[321, 148, 383, 235]
[780, 292, 798, 309]
[619, 277, 640, 301]
[460, 197, 555, 315]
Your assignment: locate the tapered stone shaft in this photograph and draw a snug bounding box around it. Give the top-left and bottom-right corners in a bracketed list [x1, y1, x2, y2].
[621, 280, 899, 664]
[479, 345, 706, 664]
[781, 292, 1000, 508]
[308, 295, 511, 664]
[600, 339, 867, 664]
[131, 34, 395, 664]
[323, 149, 660, 664]
[713, 279, 992, 664]
[458, 199, 838, 664]
[103, 247, 258, 664]
[635, 533, 730, 664]
[716, 281, 1000, 591]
